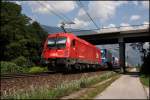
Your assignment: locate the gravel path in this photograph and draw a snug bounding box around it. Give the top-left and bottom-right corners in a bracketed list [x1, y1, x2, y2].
[94, 73, 148, 99]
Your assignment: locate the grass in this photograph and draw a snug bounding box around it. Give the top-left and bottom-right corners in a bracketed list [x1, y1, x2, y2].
[28, 66, 48, 73]
[140, 74, 150, 87]
[1, 71, 118, 99]
[1, 65, 48, 75]
[78, 75, 120, 99]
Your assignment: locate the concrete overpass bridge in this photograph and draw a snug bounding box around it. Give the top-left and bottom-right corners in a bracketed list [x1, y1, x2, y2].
[76, 24, 150, 73]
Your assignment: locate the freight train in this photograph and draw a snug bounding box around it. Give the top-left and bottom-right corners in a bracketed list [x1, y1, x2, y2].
[41, 32, 101, 72]
[41, 32, 119, 72]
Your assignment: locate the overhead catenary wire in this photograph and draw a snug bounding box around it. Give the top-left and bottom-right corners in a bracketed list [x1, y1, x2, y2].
[77, 0, 100, 30]
[49, 3, 73, 23]
[38, 2, 68, 22]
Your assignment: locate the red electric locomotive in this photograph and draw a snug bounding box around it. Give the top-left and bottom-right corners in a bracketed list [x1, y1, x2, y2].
[41, 32, 101, 72]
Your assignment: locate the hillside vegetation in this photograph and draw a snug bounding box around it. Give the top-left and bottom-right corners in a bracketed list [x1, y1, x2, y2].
[1, 1, 48, 73]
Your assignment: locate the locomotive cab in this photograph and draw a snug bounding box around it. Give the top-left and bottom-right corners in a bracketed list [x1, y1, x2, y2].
[41, 33, 75, 71]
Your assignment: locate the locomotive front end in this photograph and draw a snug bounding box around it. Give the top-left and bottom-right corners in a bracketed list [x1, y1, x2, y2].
[41, 33, 73, 71]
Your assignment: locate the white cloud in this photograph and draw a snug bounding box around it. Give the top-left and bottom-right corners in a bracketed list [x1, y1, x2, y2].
[57, 18, 89, 29]
[77, 1, 128, 22]
[9, 1, 22, 5]
[107, 24, 116, 28]
[24, 1, 77, 14]
[130, 15, 141, 21]
[76, 8, 89, 22]
[14, 1, 21, 5]
[131, 1, 149, 9]
[68, 18, 89, 29]
[120, 23, 130, 26]
[132, 1, 138, 5]
[143, 21, 149, 25]
[141, 1, 149, 9]
[138, 21, 149, 29]
[78, 9, 86, 17]
[100, 24, 118, 32]
[120, 23, 134, 31]
[102, 24, 116, 29]
[143, 42, 149, 49]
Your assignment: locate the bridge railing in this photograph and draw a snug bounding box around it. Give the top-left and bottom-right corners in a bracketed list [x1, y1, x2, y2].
[70, 24, 149, 34]
[97, 23, 149, 33]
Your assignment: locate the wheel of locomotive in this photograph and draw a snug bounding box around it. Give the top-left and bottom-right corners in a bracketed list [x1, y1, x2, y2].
[71, 64, 77, 73]
[107, 62, 113, 70]
[92, 65, 97, 71]
[79, 64, 82, 72]
[91, 64, 96, 71]
[54, 64, 64, 73]
[47, 64, 54, 71]
[83, 64, 87, 71]
[74, 63, 81, 72]
[94, 65, 98, 70]
[89, 64, 93, 71]
[65, 63, 72, 72]
[95, 64, 100, 71]
[81, 64, 86, 72]
[96, 64, 101, 71]
[85, 64, 90, 71]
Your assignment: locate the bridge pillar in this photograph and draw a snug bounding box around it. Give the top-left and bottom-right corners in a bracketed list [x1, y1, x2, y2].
[119, 38, 126, 73]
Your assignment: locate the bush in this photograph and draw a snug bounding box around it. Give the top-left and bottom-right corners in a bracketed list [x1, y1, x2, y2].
[0, 61, 28, 74]
[140, 52, 150, 75]
[140, 75, 149, 87]
[11, 56, 34, 67]
[28, 66, 47, 73]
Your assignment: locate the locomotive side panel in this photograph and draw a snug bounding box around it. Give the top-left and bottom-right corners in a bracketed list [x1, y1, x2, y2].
[74, 38, 101, 64]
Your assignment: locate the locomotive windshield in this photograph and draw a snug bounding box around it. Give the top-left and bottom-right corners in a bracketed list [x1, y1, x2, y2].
[47, 37, 67, 49]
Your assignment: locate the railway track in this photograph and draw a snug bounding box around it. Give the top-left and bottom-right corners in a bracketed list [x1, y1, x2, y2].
[0, 68, 118, 79]
[1, 70, 108, 97]
[0, 71, 56, 79]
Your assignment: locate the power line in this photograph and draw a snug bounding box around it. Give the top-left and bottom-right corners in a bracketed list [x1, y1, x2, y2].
[38, 2, 68, 22]
[77, 0, 100, 30]
[49, 3, 73, 23]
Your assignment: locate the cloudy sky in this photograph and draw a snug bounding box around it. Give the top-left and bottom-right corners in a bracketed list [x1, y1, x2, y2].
[14, 1, 149, 29]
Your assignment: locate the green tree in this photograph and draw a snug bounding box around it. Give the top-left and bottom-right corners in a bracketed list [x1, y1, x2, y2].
[130, 42, 150, 75]
[1, 1, 48, 65]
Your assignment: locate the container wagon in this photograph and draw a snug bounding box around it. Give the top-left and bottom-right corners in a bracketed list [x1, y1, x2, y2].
[101, 48, 113, 69]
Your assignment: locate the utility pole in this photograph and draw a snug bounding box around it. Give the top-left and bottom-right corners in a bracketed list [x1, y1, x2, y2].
[60, 21, 75, 33]
[60, 22, 67, 33]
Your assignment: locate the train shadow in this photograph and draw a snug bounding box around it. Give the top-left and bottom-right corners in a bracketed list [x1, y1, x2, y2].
[61, 68, 107, 75]
[111, 68, 140, 77]
[124, 72, 140, 77]
[61, 67, 119, 75]
[46, 66, 121, 75]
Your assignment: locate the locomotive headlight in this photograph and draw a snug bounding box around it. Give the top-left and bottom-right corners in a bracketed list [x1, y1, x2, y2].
[40, 56, 49, 65]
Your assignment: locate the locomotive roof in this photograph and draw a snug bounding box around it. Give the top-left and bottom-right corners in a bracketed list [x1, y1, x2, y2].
[47, 32, 98, 50]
